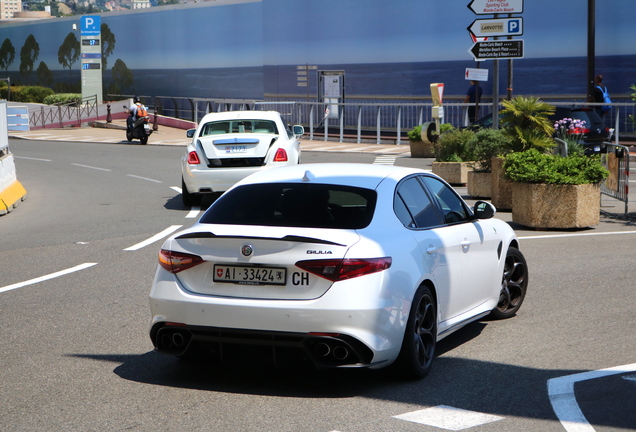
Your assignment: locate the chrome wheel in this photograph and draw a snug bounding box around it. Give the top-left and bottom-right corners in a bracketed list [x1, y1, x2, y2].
[492, 246, 528, 319]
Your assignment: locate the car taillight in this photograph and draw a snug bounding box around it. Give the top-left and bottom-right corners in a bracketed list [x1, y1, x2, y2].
[295, 257, 392, 282]
[273, 148, 288, 162]
[159, 249, 204, 274]
[569, 127, 589, 134]
[187, 151, 201, 164]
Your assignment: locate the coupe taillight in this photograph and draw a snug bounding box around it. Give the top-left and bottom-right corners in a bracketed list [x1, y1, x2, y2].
[159, 249, 204, 274]
[273, 148, 288, 162]
[187, 151, 201, 164]
[295, 257, 392, 282]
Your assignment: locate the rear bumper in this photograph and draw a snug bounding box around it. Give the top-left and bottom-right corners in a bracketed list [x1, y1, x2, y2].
[183, 164, 262, 193]
[149, 268, 405, 368]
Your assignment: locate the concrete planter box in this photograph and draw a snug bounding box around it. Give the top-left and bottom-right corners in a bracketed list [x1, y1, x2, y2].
[432, 161, 472, 185]
[511, 182, 601, 229]
[409, 140, 435, 158]
[467, 171, 492, 198]
[491, 156, 513, 211]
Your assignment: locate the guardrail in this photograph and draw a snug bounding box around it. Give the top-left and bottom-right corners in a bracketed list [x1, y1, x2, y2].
[29, 95, 99, 129]
[108, 94, 636, 144]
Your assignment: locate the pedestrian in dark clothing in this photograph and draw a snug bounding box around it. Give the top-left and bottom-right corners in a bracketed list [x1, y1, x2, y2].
[591, 74, 611, 120]
[464, 80, 482, 124]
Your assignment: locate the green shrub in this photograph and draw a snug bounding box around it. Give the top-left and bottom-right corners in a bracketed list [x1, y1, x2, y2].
[503, 149, 608, 185]
[2, 86, 55, 103]
[471, 128, 511, 172]
[43, 93, 82, 105]
[434, 128, 476, 162]
[407, 123, 453, 142]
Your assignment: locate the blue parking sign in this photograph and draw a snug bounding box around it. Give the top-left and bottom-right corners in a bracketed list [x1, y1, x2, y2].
[80, 15, 101, 36]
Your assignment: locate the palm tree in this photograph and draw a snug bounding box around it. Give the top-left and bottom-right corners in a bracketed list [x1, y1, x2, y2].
[500, 96, 555, 152]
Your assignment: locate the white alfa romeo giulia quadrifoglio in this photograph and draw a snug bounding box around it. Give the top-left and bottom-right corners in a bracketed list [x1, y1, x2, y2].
[150, 163, 528, 379]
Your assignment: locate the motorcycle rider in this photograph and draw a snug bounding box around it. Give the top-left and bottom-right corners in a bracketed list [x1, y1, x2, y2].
[127, 96, 146, 131]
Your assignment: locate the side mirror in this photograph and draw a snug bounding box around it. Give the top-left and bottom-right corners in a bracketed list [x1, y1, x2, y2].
[293, 125, 305, 139]
[474, 200, 496, 219]
[186, 129, 196, 138]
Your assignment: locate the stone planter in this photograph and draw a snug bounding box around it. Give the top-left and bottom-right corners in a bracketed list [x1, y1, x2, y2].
[432, 161, 472, 185]
[409, 140, 435, 158]
[491, 156, 513, 211]
[467, 171, 492, 198]
[511, 182, 601, 229]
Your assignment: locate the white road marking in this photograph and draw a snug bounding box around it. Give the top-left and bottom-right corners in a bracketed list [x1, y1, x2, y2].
[186, 207, 200, 218]
[548, 363, 636, 432]
[72, 163, 111, 172]
[126, 174, 162, 183]
[123, 225, 182, 251]
[0, 263, 98, 294]
[519, 230, 636, 240]
[171, 186, 182, 193]
[14, 156, 51, 161]
[394, 405, 504, 431]
[373, 155, 397, 165]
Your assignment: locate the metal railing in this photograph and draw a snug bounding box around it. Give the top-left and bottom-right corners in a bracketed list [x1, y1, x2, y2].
[601, 142, 630, 214]
[108, 94, 636, 144]
[29, 95, 99, 129]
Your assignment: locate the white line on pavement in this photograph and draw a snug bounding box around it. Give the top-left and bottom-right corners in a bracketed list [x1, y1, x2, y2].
[14, 156, 51, 161]
[186, 207, 200, 218]
[548, 363, 636, 432]
[0, 263, 98, 294]
[126, 174, 162, 183]
[72, 163, 111, 172]
[123, 225, 182, 251]
[171, 186, 181, 193]
[519, 230, 636, 240]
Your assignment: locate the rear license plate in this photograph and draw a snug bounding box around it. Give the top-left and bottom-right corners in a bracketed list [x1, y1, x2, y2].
[214, 265, 286, 285]
[224, 145, 247, 153]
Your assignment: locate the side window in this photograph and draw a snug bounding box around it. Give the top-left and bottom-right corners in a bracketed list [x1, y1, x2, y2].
[394, 177, 442, 229]
[420, 176, 470, 224]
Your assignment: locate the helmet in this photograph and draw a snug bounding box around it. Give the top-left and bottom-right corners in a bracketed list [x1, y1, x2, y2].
[133, 96, 140, 103]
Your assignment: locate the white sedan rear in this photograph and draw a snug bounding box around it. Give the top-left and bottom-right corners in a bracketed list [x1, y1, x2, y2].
[151, 163, 528, 379]
[181, 110, 303, 205]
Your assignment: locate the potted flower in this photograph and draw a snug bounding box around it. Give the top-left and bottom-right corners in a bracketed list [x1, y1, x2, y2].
[503, 149, 609, 229]
[432, 127, 476, 185]
[491, 96, 557, 210]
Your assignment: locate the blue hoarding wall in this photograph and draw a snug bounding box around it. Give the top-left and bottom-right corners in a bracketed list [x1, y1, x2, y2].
[0, 0, 634, 100]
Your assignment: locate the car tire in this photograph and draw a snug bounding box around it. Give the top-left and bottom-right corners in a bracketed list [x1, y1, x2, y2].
[181, 178, 200, 207]
[394, 285, 437, 379]
[490, 246, 528, 320]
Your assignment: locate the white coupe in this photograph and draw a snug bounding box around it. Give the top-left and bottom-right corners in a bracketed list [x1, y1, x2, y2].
[181, 110, 304, 206]
[151, 163, 528, 379]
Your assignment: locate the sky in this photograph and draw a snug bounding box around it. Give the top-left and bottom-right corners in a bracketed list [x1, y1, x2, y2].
[0, 0, 634, 71]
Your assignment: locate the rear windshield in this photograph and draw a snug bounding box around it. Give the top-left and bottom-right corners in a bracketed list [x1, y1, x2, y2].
[200, 183, 377, 229]
[199, 120, 278, 136]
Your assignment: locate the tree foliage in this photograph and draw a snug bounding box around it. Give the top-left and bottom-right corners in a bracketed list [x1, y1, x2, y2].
[20, 34, 40, 81]
[0, 38, 15, 72]
[36, 61, 53, 87]
[110, 59, 133, 94]
[101, 23, 116, 70]
[58, 32, 80, 72]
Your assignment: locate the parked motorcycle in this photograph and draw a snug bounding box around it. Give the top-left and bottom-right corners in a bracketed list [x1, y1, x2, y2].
[124, 105, 153, 145]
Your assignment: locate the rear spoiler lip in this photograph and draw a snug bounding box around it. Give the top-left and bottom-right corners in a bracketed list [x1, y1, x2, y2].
[175, 232, 346, 247]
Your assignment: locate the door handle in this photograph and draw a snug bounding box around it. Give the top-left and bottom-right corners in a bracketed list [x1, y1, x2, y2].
[461, 239, 471, 252]
[426, 245, 438, 255]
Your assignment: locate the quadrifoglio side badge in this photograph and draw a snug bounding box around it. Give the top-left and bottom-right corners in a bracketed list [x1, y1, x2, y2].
[241, 244, 254, 257]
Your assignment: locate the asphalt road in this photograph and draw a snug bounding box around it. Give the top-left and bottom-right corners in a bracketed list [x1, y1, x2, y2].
[1, 139, 635, 432]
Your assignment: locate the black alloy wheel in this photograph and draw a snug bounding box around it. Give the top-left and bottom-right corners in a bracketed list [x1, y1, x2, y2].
[491, 246, 528, 319]
[395, 285, 437, 379]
